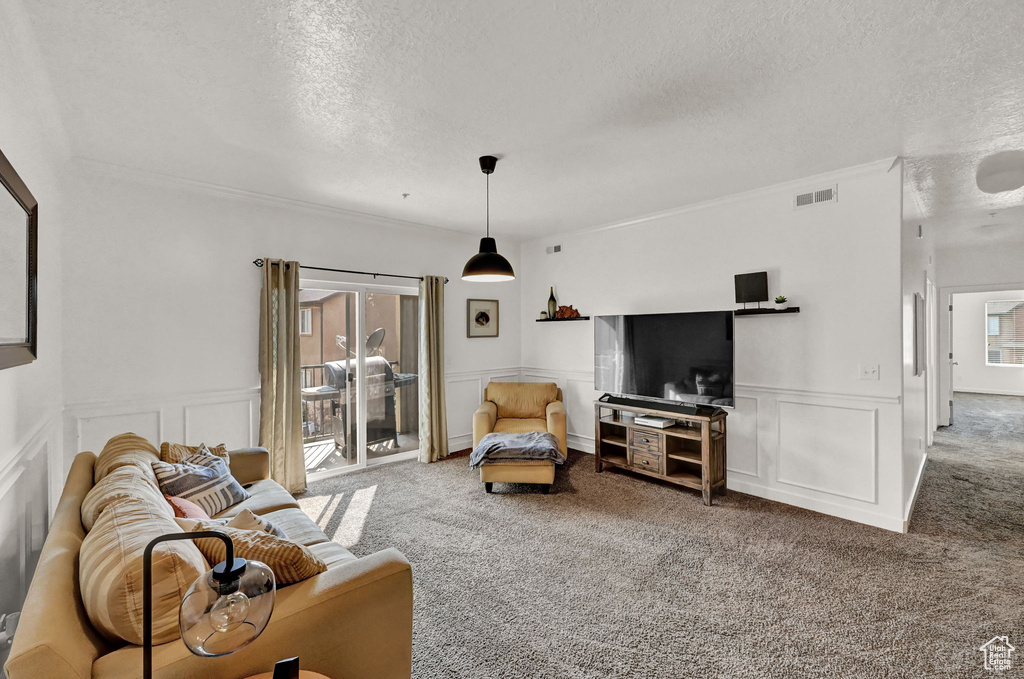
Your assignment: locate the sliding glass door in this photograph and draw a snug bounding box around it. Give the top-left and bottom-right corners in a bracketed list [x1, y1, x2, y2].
[299, 281, 420, 479]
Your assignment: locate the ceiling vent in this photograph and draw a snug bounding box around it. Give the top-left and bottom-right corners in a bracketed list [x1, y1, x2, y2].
[545, 244, 562, 254]
[793, 184, 838, 210]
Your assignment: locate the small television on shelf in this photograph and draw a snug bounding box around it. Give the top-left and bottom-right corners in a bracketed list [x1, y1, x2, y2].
[594, 311, 734, 408]
[734, 271, 768, 304]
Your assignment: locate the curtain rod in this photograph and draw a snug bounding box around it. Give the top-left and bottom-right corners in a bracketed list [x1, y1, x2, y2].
[252, 259, 449, 284]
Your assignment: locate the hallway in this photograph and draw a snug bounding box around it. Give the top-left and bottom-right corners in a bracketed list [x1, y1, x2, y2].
[913, 392, 1023, 535]
[946, 392, 1024, 444]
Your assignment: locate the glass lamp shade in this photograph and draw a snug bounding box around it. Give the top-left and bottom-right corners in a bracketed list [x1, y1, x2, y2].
[178, 559, 276, 657]
[462, 237, 516, 282]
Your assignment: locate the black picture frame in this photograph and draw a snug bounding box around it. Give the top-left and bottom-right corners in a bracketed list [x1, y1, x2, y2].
[0, 146, 38, 370]
[466, 299, 499, 338]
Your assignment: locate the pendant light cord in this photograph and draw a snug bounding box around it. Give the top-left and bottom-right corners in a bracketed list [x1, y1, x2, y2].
[486, 173, 490, 238]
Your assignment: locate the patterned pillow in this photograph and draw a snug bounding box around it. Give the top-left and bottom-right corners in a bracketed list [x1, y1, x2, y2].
[160, 441, 230, 464]
[151, 452, 250, 517]
[189, 521, 327, 585]
[227, 508, 287, 538]
[174, 509, 286, 538]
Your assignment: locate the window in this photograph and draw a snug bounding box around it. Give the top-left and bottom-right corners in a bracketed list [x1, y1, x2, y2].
[299, 307, 312, 336]
[985, 300, 1024, 366]
[987, 315, 1000, 335]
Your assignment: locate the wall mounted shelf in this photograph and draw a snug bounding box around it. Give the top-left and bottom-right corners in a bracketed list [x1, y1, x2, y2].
[536, 316, 591, 322]
[734, 307, 800, 316]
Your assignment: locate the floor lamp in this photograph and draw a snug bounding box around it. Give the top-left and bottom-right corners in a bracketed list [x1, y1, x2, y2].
[143, 531, 276, 679]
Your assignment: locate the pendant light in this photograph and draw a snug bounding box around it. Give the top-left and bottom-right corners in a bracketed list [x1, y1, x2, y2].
[462, 155, 516, 282]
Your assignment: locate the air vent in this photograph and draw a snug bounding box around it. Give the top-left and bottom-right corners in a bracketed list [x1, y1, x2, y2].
[793, 184, 838, 210]
[545, 244, 562, 254]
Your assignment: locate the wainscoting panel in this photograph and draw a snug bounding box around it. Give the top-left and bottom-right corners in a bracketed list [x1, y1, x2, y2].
[563, 378, 601, 450]
[519, 366, 903, 531]
[727, 396, 758, 477]
[76, 409, 162, 454]
[444, 368, 521, 450]
[184, 399, 254, 449]
[444, 375, 482, 446]
[65, 388, 260, 456]
[519, 368, 599, 451]
[776, 400, 878, 503]
[0, 409, 60, 668]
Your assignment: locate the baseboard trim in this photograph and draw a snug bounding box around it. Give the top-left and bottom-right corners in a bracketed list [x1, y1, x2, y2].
[448, 433, 474, 451]
[902, 453, 929, 530]
[727, 478, 905, 533]
[568, 433, 595, 453]
[954, 389, 1024, 397]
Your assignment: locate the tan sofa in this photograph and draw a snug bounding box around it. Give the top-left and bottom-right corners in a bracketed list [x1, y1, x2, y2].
[472, 382, 567, 492]
[5, 447, 413, 679]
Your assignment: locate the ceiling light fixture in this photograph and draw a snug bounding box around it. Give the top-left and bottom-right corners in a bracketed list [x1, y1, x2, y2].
[976, 150, 1024, 194]
[462, 155, 515, 282]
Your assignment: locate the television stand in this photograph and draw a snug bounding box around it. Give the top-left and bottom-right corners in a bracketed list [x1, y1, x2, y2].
[594, 398, 727, 505]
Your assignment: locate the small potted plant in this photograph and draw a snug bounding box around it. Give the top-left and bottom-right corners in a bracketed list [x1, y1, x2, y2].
[775, 295, 789, 311]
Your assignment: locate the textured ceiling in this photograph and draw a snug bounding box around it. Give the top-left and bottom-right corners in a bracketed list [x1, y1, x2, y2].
[18, 0, 1024, 242]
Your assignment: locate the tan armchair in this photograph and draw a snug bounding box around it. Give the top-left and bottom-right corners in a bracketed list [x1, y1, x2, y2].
[472, 382, 567, 492]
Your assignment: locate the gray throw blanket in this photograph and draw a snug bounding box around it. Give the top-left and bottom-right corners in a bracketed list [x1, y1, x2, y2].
[470, 432, 566, 469]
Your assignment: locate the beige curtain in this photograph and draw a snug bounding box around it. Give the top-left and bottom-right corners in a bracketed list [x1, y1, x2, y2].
[258, 258, 306, 493]
[418, 275, 449, 462]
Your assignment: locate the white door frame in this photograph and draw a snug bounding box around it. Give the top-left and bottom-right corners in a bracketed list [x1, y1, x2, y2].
[938, 280, 1024, 427]
[302, 278, 420, 482]
[925, 277, 938, 445]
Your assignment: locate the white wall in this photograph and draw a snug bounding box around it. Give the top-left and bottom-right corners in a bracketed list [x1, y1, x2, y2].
[0, 0, 67, 658]
[899, 179, 936, 527]
[62, 166, 521, 455]
[518, 159, 908, 531]
[951, 290, 1024, 396]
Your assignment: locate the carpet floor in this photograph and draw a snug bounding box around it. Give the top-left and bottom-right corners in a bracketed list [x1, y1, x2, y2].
[299, 393, 1024, 678]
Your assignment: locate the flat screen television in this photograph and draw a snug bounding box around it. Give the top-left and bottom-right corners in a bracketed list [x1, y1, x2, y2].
[594, 311, 734, 408]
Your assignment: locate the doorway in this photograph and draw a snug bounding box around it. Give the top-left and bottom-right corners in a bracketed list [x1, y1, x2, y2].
[944, 288, 1024, 430]
[298, 280, 420, 480]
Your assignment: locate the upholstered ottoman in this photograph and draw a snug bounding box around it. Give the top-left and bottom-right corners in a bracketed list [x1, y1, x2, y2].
[470, 431, 564, 494]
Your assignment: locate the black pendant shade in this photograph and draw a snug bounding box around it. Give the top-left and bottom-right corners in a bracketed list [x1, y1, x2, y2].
[462, 237, 516, 281]
[462, 155, 516, 282]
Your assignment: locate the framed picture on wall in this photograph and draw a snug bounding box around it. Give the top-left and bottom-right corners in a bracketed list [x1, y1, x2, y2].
[467, 299, 499, 338]
[0, 146, 38, 371]
[914, 292, 926, 376]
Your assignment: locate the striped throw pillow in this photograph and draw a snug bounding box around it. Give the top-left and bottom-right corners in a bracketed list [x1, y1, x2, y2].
[80, 497, 208, 644]
[94, 433, 161, 484]
[190, 521, 326, 585]
[152, 452, 250, 517]
[81, 464, 173, 531]
[160, 441, 230, 464]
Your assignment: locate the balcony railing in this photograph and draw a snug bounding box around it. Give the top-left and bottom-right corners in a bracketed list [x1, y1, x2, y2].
[301, 364, 339, 444]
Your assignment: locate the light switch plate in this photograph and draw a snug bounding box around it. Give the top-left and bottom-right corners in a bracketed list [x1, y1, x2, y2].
[859, 364, 880, 380]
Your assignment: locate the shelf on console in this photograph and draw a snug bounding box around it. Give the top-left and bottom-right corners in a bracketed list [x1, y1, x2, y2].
[601, 415, 724, 441]
[667, 451, 701, 464]
[599, 415, 630, 426]
[601, 452, 629, 467]
[666, 470, 703, 488]
[536, 316, 591, 322]
[600, 435, 628, 447]
[734, 307, 800, 316]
